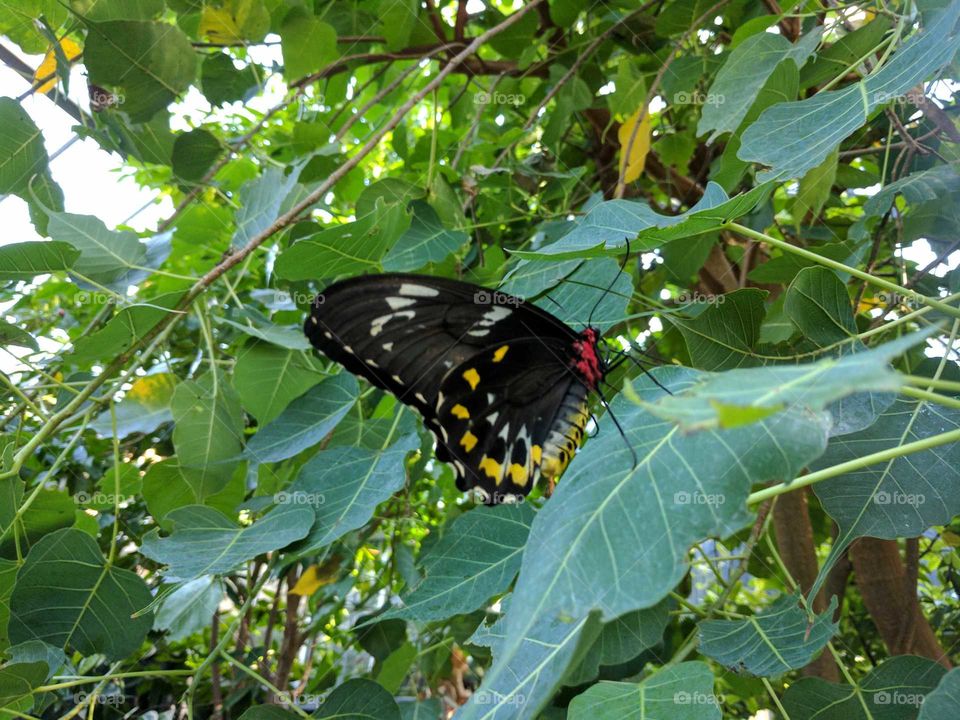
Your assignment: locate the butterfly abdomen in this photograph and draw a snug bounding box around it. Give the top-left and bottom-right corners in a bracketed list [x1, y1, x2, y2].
[540, 382, 590, 479]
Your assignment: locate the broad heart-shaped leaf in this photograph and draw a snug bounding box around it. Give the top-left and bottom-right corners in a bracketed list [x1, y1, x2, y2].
[0, 98, 63, 234]
[567, 662, 721, 720]
[813, 397, 960, 563]
[381, 503, 535, 623]
[292, 432, 419, 553]
[280, 7, 338, 80]
[699, 593, 838, 677]
[516, 183, 770, 258]
[9, 528, 153, 660]
[244, 373, 359, 464]
[919, 668, 960, 719]
[233, 342, 324, 424]
[275, 199, 412, 281]
[638, 331, 928, 431]
[850, 164, 960, 243]
[315, 678, 401, 720]
[142, 458, 244, 526]
[667, 288, 767, 370]
[171, 372, 244, 494]
[698, 28, 822, 142]
[784, 267, 858, 347]
[564, 597, 673, 686]
[231, 164, 304, 249]
[739, 1, 960, 181]
[782, 655, 946, 720]
[46, 211, 146, 290]
[0, 241, 78, 280]
[382, 200, 468, 272]
[140, 504, 313, 580]
[0, 662, 47, 714]
[152, 576, 223, 642]
[457, 368, 831, 720]
[84, 20, 198, 121]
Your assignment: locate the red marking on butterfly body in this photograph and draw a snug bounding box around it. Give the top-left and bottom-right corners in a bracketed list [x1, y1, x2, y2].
[571, 328, 603, 389]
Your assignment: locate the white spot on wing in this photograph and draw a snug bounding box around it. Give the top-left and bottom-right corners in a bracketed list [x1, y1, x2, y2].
[392, 374, 404, 385]
[343, 346, 354, 354]
[415, 392, 427, 403]
[399, 283, 439, 297]
[382, 342, 394, 351]
[386, 296, 416, 310]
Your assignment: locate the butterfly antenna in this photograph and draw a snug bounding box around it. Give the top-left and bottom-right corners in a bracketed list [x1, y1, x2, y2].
[542, 293, 567, 314]
[611, 349, 674, 396]
[594, 383, 638, 470]
[587, 238, 632, 329]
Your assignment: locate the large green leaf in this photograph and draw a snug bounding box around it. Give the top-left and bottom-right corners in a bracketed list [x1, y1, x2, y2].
[231, 165, 305, 249]
[919, 668, 960, 719]
[698, 29, 822, 141]
[739, 2, 960, 180]
[782, 655, 946, 719]
[152, 576, 223, 642]
[567, 662, 721, 720]
[382, 201, 468, 272]
[244, 373, 359, 463]
[9, 528, 153, 659]
[140, 504, 314, 580]
[528, 258, 633, 331]
[382, 504, 535, 622]
[0, 662, 47, 714]
[84, 20, 198, 121]
[668, 288, 767, 370]
[141, 459, 244, 526]
[784, 267, 857, 347]
[90, 372, 177, 439]
[699, 594, 838, 676]
[457, 368, 831, 719]
[233, 342, 324, 423]
[280, 7, 338, 80]
[315, 678, 401, 720]
[293, 432, 419, 553]
[0, 241, 78, 281]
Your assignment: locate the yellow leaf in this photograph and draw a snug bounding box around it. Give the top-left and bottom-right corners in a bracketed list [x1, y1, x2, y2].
[618, 106, 652, 184]
[289, 557, 341, 595]
[34, 37, 82, 94]
[200, 7, 242, 42]
[126, 373, 177, 407]
[199, 0, 269, 43]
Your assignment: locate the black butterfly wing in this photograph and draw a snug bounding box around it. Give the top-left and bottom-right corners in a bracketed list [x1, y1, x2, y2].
[434, 337, 591, 501]
[304, 273, 575, 422]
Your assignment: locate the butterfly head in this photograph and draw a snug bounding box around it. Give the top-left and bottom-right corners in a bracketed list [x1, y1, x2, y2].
[571, 327, 605, 390]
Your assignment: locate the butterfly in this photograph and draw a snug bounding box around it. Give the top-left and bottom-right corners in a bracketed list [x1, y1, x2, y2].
[303, 273, 614, 504]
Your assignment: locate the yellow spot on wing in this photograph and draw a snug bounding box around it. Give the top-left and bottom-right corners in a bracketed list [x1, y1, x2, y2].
[451, 403, 470, 419]
[479, 456, 503, 484]
[460, 431, 478, 452]
[492, 345, 509, 362]
[531, 445, 542, 464]
[462, 368, 480, 390]
[508, 463, 528, 486]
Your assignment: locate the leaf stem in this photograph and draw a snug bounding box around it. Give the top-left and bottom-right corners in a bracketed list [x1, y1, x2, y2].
[747, 427, 960, 505]
[726, 222, 960, 320]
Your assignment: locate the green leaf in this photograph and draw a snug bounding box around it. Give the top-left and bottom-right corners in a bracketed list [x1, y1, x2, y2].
[400, 698, 442, 720]
[201, 52, 260, 106]
[698, 29, 822, 141]
[531, 258, 633, 331]
[639, 330, 927, 431]
[46, 211, 146, 290]
[748, 242, 854, 284]
[171, 372, 244, 489]
[382, 201, 468, 272]
[281, 7, 338, 80]
[315, 678, 401, 720]
[275, 199, 412, 280]
[244, 373, 359, 463]
[153, 576, 223, 642]
[293, 432, 419, 553]
[233, 342, 324, 423]
[232, 165, 305, 249]
[0, 241, 77, 281]
[90, 372, 177, 438]
[378, 0, 418, 51]
[792, 149, 838, 226]
[461, 369, 830, 718]
[84, 20, 198, 121]
[784, 266, 857, 347]
[377, 641, 417, 694]
[782, 655, 946, 720]
[0, 662, 47, 714]
[919, 668, 960, 720]
[72, 0, 165, 21]
[0, 319, 38, 351]
[9, 528, 153, 659]
[518, 183, 771, 258]
[739, 3, 960, 180]
[172, 128, 223, 183]
[141, 459, 244, 525]
[140, 504, 314, 580]
[699, 594, 838, 676]
[0, 98, 63, 234]
[567, 662, 721, 720]
[382, 504, 535, 622]
[800, 16, 894, 90]
[668, 288, 767, 370]
[216, 315, 310, 351]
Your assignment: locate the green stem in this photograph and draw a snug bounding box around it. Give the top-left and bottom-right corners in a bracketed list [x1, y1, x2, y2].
[748, 428, 960, 505]
[900, 385, 960, 410]
[35, 669, 193, 693]
[218, 651, 310, 719]
[726, 222, 960, 320]
[902, 374, 960, 393]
